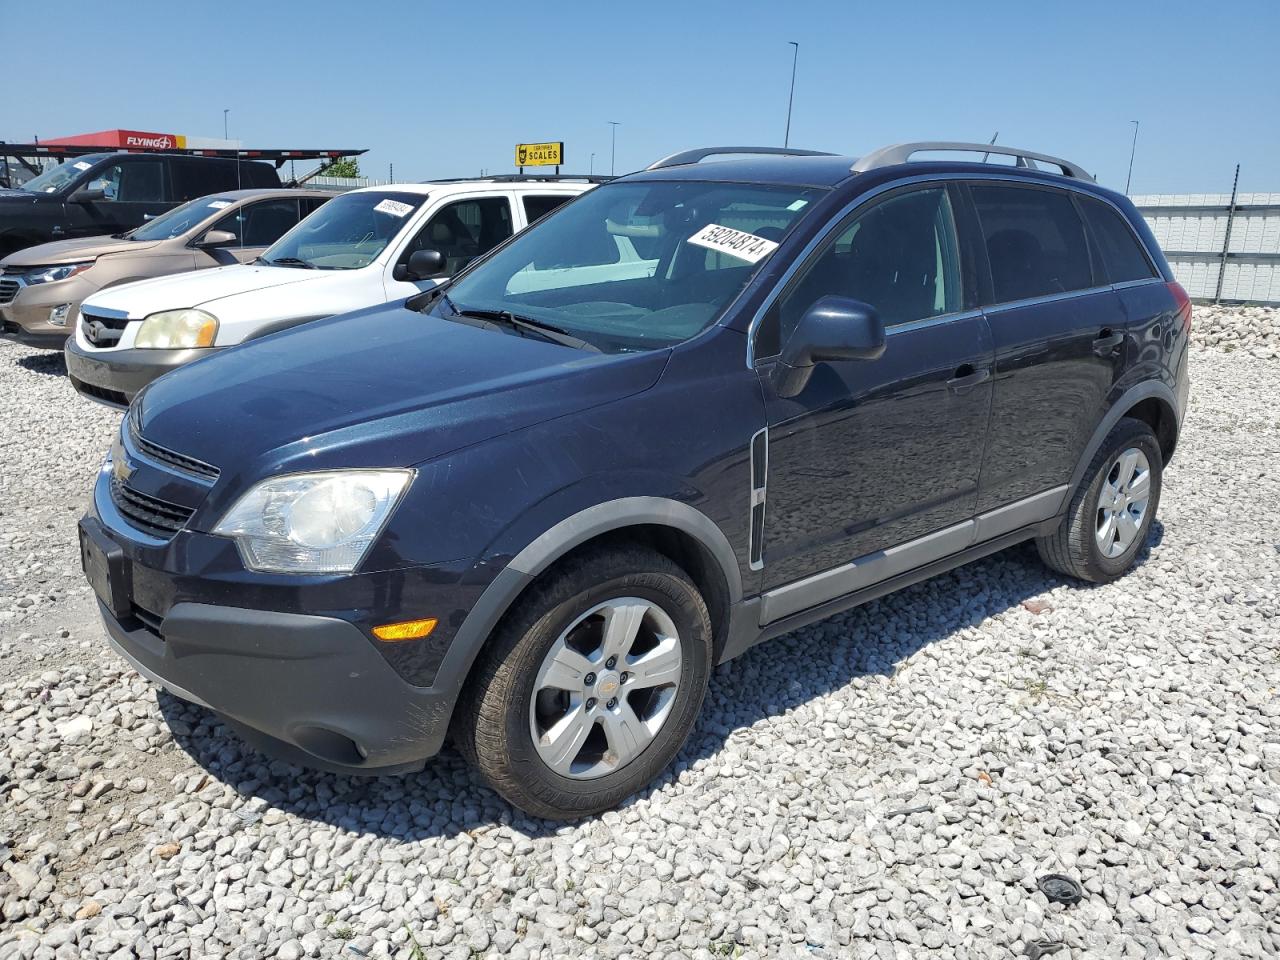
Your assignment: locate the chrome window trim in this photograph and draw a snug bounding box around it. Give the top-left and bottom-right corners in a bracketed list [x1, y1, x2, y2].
[884, 308, 983, 337]
[1111, 277, 1165, 292]
[745, 171, 1163, 368]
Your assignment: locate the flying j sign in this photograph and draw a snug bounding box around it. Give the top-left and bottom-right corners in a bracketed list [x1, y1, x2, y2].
[515, 142, 564, 167]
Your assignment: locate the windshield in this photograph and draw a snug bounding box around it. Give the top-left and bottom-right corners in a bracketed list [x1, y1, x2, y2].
[19, 156, 106, 194]
[260, 190, 425, 269]
[435, 180, 826, 352]
[130, 196, 231, 241]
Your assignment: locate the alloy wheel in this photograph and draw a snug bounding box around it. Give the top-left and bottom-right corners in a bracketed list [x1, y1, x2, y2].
[529, 598, 683, 779]
[1095, 447, 1151, 558]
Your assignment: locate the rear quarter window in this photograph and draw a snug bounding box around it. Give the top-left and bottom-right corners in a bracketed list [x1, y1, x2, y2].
[971, 184, 1094, 303]
[1077, 195, 1158, 283]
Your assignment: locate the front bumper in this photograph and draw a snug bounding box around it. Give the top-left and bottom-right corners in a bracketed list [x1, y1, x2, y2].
[65, 337, 215, 408]
[0, 276, 93, 349]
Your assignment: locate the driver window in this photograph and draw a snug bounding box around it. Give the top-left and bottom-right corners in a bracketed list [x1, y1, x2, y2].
[405, 198, 513, 275]
[89, 160, 165, 202]
[757, 187, 961, 359]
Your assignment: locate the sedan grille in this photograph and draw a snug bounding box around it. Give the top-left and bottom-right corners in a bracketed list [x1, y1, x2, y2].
[109, 476, 196, 538]
[81, 310, 130, 347]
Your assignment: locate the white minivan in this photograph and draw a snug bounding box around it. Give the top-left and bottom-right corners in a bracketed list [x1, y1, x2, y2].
[64, 177, 629, 407]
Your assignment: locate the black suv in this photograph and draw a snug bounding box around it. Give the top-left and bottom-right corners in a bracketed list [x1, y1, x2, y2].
[0, 153, 280, 257]
[80, 142, 1190, 819]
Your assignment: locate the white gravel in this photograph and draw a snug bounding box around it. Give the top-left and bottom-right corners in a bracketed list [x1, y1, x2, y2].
[1, 311, 1278, 960]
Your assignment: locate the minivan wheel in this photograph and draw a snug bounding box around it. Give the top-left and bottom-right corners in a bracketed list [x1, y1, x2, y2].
[1036, 417, 1163, 583]
[456, 546, 712, 820]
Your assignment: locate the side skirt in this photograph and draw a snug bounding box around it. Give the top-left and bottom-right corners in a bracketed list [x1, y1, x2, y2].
[717, 514, 1063, 664]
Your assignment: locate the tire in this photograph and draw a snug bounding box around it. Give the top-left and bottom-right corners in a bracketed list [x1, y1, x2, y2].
[1036, 416, 1163, 583]
[456, 545, 713, 820]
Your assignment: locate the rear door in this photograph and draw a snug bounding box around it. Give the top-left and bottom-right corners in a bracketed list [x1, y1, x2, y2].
[753, 184, 994, 603]
[71, 157, 170, 237]
[967, 182, 1130, 514]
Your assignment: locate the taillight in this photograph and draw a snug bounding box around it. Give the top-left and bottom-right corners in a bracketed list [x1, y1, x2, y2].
[1168, 281, 1192, 335]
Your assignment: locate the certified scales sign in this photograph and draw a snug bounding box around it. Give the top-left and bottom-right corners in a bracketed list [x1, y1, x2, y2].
[515, 141, 564, 168]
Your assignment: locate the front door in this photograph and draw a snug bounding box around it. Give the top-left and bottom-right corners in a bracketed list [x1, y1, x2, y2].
[753, 185, 994, 605]
[72, 157, 170, 238]
[387, 194, 516, 298]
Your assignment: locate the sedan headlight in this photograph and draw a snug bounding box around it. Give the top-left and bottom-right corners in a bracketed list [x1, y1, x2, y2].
[212, 470, 413, 574]
[134, 309, 218, 349]
[25, 261, 94, 284]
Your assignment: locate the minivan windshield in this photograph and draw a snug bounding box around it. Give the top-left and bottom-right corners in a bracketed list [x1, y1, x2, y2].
[18, 157, 106, 194]
[260, 190, 425, 270]
[434, 180, 826, 352]
[130, 196, 230, 241]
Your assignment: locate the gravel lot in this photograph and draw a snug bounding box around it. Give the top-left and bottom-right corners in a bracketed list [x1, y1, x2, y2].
[1, 308, 1278, 960]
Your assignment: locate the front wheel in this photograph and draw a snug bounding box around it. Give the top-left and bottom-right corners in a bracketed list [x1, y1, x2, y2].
[1037, 416, 1163, 583]
[456, 546, 712, 819]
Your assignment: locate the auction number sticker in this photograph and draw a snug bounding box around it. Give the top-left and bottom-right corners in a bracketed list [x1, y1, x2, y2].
[374, 199, 414, 218]
[687, 223, 779, 263]
[207, 200, 232, 209]
[74, 161, 92, 171]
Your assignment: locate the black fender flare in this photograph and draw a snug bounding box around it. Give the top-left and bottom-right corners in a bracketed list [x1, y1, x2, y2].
[1068, 380, 1180, 494]
[427, 496, 742, 706]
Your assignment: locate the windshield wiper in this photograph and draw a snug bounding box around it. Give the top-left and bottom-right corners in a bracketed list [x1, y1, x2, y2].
[263, 256, 315, 270]
[448, 302, 600, 352]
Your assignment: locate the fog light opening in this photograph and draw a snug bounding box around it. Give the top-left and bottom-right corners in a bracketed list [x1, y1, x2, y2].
[372, 617, 438, 641]
[49, 304, 72, 327]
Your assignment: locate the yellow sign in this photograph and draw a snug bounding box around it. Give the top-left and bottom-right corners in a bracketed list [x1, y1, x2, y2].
[515, 141, 564, 167]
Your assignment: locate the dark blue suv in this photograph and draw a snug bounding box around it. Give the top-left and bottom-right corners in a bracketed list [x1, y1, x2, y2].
[80, 143, 1191, 818]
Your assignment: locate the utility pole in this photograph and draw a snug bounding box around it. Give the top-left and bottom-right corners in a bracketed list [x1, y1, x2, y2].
[784, 42, 799, 147]
[1125, 120, 1140, 194]
[608, 122, 620, 175]
[223, 109, 229, 141]
[590, 152, 596, 175]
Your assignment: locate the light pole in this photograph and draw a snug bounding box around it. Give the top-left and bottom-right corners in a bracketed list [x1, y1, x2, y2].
[223, 109, 229, 141]
[1125, 120, 1140, 194]
[608, 121, 620, 175]
[784, 41, 799, 148]
[590, 152, 596, 175]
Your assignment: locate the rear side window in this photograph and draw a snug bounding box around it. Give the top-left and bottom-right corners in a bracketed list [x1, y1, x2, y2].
[523, 194, 574, 224]
[971, 185, 1093, 303]
[171, 159, 237, 200]
[1077, 195, 1157, 283]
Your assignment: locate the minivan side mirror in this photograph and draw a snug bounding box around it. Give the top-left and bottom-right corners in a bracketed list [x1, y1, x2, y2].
[196, 229, 238, 249]
[70, 188, 106, 203]
[774, 296, 886, 398]
[393, 248, 448, 283]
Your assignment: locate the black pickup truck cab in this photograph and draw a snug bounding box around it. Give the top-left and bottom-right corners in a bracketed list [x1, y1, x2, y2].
[0, 153, 280, 258]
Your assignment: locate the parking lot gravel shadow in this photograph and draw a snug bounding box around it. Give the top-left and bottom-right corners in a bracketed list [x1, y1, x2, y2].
[15, 350, 68, 376]
[154, 525, 1164, 839]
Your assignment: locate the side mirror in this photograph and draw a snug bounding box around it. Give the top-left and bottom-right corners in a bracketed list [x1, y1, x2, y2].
[393, 248, 447, 282]
[70, 188, 106, 203]
[196, 229, 237, 249]
[774, 296, 886, 398]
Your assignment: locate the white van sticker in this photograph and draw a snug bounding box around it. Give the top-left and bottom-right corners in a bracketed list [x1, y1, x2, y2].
[207, 200, 232, 209]
[374, 199, 414, 218]
[687, 223, 779, 263]
[73, 161, 92, 171]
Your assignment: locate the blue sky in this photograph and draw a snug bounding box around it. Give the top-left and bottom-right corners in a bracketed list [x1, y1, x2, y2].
[3, 0, 1276, 194]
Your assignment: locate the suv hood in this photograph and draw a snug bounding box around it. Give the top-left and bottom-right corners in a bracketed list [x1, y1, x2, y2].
[3, 235, 158, 267]
[136, 301, 668, 485]
[83, 263, 324, 317]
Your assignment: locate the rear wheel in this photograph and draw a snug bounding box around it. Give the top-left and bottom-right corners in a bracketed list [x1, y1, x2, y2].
[457, 546, 712, 819]
[1037, 416, 1162, 583]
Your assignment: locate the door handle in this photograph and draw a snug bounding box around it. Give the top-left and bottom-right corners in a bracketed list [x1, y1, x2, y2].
[1093, 328, 1125, 356]
[946, 363, 991, 394]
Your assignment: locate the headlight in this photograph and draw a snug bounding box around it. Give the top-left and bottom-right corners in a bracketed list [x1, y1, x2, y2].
[25, 261, 94, 285]
[212, 470, 413, 574]
[134, 309, 218, 349]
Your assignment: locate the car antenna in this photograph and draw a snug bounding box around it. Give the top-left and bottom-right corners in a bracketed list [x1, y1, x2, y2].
[981, 131, 998, 164]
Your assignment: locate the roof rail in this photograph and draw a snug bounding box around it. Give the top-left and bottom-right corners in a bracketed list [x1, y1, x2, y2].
[851, 142, 1093, 181]
[421, 174, 613, 184]
[646, 146, 835, 171]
